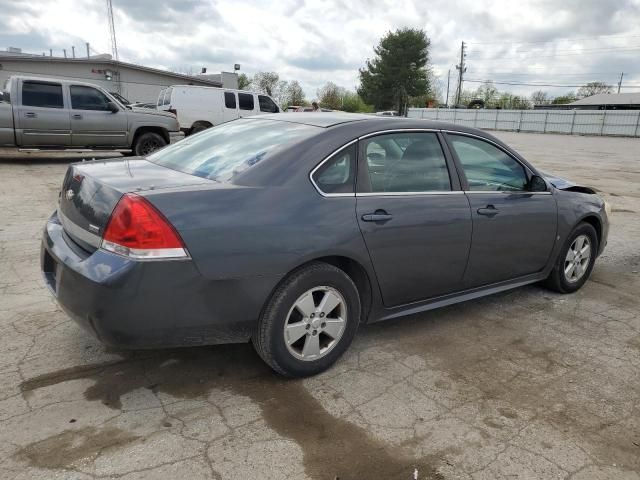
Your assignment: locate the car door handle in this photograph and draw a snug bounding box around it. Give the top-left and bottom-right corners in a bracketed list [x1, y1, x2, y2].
[361, 210, 393, 222]
[25, 112, 37, 118]
[477, 205, 499, 217]
[72, 114, 83, 119]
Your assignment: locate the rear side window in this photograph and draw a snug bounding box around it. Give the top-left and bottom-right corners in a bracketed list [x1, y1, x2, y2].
[312, 144, 356, 194]
[147, 118, 318, 182]
[163, 87, 172, 105]
[70, 86, 112, 111]
[361, 132, 451, 193]
[238, 93, 254, 110]
[224, 92, 236, 109]
[22, 81, 63, 108]
[258, 95, 279, 113]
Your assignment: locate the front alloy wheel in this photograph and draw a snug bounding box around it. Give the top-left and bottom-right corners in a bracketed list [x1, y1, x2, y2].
[564, 234, 592, 283]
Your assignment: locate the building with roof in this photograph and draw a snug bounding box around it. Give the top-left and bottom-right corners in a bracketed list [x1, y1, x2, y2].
[0, 48, 238, 104]
[535, 92, 640, 110]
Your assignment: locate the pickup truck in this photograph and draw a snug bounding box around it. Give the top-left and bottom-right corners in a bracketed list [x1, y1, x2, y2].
[0, 76, 183, 156]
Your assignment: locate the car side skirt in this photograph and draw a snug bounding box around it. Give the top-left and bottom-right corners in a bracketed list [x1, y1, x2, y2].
[371, 272, 548, 323]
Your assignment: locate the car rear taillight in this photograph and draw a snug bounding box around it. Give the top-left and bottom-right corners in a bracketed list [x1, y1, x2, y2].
[101, 193, 189, 260]
[168, 108, 177, 116]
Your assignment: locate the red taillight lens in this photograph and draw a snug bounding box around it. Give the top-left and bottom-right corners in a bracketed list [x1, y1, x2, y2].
[101, 193, 188, 260]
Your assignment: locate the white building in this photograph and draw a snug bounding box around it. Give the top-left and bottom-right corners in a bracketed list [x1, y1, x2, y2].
[0, 48, 239, 104]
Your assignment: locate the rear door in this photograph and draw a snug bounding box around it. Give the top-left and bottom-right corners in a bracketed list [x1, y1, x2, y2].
[445, 133, 557, 288]
[15, 80, 71, 146]
[355, 131, 472, 307]
[221, 91, 238, 123]
[69, 85, 127, 147]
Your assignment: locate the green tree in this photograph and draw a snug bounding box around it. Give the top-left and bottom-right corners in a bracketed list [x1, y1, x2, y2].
[358, 28, 430, 115]
[317, 82, 346, 110]
[237, 73, 251, 90]
[577, 81, 612, 98]
[551, 93, 578, 104]
[342, 92, 374, 112]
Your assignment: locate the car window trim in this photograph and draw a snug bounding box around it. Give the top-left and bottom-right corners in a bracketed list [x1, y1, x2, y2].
[442, 130, 551, 194]
[69, 84, 111, 111]
[21, 80, 65, 109]
[309, 139, 358, 197]
[356, 129, 460, 196]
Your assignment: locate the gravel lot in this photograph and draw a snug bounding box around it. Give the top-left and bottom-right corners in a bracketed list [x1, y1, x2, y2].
[1, 132, 639, 480]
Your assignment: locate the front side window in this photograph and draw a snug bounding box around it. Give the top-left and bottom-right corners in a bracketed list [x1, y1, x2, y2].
[449, 135, 528, 191]
[258, 95, 279, 113]
[22, 81, 63, 109]
[362, 132, 451, 192]
[224, 92, 236, 109]
[148, 118, 318, 182]
[70, 86, 111, 111]
[163, 87, 173, 106]
[238, 93, 254, 111]
[312, 144, 356, 194]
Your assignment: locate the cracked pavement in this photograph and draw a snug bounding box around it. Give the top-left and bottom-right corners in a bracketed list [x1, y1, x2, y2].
[0, 132, 639, 479]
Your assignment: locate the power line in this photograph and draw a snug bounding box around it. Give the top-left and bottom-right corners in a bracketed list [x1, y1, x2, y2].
[464, 78, 640, 88]
[467, 33, 640, 45]
[468, 47, 640, 61]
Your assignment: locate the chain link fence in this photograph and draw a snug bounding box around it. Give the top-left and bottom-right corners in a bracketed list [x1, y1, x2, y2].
[407, 108, 640, 137]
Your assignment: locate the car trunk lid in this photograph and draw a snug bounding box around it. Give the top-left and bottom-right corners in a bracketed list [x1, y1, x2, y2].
[57, 158, 211, 252]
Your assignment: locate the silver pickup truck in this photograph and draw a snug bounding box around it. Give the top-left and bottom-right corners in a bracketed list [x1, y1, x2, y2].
[0, 76, 183, 155]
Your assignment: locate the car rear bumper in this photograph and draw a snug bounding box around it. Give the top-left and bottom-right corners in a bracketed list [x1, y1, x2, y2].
[169, 131, 184, 144]
[41, 211, 276, 349]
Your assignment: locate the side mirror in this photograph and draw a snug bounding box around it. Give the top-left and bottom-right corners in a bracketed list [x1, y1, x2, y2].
[529, 175, 548, 192]
[107, 101, 119, 113]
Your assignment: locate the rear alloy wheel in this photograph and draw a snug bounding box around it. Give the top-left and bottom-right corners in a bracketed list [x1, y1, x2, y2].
[544, 222, 598, 293]
[133, 132, 167, 156]
[253, 263, 360, 377]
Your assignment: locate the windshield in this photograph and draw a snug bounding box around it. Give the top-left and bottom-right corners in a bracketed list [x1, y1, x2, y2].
[147, 119, 319, 182]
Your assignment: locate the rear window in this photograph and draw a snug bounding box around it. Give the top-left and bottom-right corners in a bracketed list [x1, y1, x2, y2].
[157, 89, 166, 106]
[22, 81, 64, 108]
[147, 119, 318, 182]
[238, 93, 254, 110]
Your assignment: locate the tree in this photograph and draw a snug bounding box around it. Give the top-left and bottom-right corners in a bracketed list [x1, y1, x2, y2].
[285, 81, 306, 107]
[552, 93, 578, 105]
[531, 90, 550, 105]
[317, 82, 346, 110]
[237, 73, 251, 90]
[358, 28, 430, 115]
[252, 72, 280, 96]
[475, 81, 498, 106]
[577, 81, 613, 98]
[342, 92, 374, 113]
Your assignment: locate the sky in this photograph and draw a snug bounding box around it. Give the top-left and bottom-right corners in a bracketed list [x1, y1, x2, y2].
[2, 0, 640, 100]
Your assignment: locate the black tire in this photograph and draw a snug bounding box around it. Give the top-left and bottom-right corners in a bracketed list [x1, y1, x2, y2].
[544, 222, 598, 294]
[253, 262, 361, 377]
[133, 132, 167, 156]
[190, 122, 211, 135]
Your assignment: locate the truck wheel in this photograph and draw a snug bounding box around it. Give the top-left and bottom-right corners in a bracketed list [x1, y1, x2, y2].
[133, 132, 166, 156]
[190, 122, 212, 135]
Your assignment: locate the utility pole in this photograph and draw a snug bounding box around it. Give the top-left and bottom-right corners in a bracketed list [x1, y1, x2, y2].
[617, 72, 624, 93]
[445, 69, 451, 107]
[454, 41, 467, 107]
[106, 0, 119, 62]
[71, 46, 76, 58]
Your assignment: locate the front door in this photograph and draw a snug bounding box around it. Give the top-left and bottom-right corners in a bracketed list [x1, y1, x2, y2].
[69, 85, 128, 147]
[445, 133, 558, 287]
[15, 80, 71, 147]
[356, 132, 473, 307]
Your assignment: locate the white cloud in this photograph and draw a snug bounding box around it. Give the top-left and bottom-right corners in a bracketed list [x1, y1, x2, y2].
[2, 0, 640, 99]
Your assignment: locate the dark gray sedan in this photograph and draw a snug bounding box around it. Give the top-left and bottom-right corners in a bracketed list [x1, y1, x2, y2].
[41, 113, 610, 377]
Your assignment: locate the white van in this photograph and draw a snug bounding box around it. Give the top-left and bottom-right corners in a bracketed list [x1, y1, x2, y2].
[156, 86, 280, 135]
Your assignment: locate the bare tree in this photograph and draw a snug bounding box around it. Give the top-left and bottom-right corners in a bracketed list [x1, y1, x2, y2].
[531, 90, 550, 105]
[252, 72, 280, 96]
[317, 82, 346, 110]
[577, 81, 613, 98]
